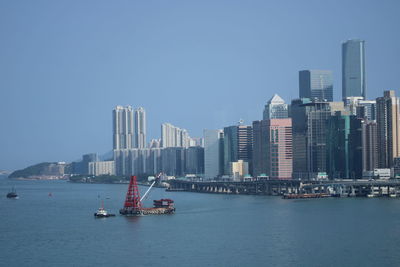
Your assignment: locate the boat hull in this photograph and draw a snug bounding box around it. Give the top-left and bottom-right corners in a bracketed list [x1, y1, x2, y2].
[94, 213, 116, 218]
[119, 207, 175, 216]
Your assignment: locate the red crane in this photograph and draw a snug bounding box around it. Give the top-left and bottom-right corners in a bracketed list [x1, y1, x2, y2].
[123, 175, 142, 210]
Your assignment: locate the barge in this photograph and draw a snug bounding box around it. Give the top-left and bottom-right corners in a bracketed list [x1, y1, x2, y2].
[119, 176, 175, 216]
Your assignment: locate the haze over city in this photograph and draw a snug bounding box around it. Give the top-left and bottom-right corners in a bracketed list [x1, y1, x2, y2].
[1, 0, 400, 170]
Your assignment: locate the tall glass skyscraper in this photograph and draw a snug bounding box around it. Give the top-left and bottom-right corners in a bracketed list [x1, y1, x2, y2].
[299, 70, 333, 102]
[342, 39, 366, 99]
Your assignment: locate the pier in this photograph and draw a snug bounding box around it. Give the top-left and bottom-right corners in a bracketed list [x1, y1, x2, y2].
[167, 179, 400, 197]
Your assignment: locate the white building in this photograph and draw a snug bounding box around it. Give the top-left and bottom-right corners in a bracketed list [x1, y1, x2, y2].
[113, 106, 134, 149]
[89, 161, 115, 176]
[134, 107, 147, 148]
[161, 123, 191, 148]
[204, 129, 223, 179]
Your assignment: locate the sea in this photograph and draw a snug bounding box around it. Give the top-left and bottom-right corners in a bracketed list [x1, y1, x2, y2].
[1, 176, 400, 267]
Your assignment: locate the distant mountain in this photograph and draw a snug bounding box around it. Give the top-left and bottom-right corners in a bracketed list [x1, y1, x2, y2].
[8, 162, 65, 179]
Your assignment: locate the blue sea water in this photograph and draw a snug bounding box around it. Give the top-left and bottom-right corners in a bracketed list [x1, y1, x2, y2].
[1, 178, 400, 267]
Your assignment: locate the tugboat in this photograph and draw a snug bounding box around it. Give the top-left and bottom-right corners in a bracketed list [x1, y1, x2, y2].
[6, 187, 18, 199]
[94, 201, 115, 218]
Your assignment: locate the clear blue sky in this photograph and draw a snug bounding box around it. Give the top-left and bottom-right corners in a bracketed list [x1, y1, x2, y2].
[1, 0, 399, 171]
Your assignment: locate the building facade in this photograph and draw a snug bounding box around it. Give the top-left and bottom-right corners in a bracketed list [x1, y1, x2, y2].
[113, 106, 134, 150]
[252, 119, 292, 179]
[299, 70, 333, 102]
[326, 112, 363, 179]
[376, 90, 400, 168]
[161, 123, 190, 148]
[223, 125, 253, 175]
[291, 99, 345, 179]
[204, 129, 224, 179]
[342, 39, 366, 99]
[362, 120, 378, 172]
[88, 161, 115, 176]
[134, 107, 146, 148]
[263, 94, 289, 120]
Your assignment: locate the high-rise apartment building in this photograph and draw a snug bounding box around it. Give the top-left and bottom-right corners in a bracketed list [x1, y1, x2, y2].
[204, 129, 224, 179]
[134, 107, 146, 148]
[376, 90, 400, 168]
[113, 106, 134, 150]
[161, 123, 191, 148]
[342, 39, 366, 99]
[263, 94, 289, 120]
[299, 70, 333, 101]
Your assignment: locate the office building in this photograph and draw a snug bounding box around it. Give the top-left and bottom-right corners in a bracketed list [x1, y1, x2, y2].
[223, 125, 253, 175]
[326, 112, 362, 179]
[299, 70, 333, 101]
[362, 120, 378, 172]
[342, 39, 366, 99]
[185, 146, 204, 175]
[252, 119, 292, 179]
[291, 98, 344, 179]
[376, 90, 400, 168]
[161, 147, 186, 176]
[263, 94, 289, 120]
[204, 129, 224, 179]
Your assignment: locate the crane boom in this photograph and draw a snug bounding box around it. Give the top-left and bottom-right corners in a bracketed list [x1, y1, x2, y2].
[140, 180, 156, 202]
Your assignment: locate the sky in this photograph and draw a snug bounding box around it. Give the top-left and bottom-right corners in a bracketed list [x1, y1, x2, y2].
[1, 0, 400, 171]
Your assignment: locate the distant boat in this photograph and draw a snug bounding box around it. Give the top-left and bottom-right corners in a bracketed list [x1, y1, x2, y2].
[7, 187, 18, 199]
[94, 200, 115, 218]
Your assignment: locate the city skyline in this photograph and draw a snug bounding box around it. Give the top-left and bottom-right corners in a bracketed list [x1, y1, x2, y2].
[1, 1, 400, 171]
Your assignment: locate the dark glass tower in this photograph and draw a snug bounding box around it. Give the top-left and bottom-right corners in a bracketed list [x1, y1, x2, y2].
[342, 39, 366, 99]
[299, 70, 333, 102]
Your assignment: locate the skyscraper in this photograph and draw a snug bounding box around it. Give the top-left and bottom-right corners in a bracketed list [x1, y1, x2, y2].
[223, 125, 253, 175]
[204, 129, 224, 179]
[326, 112, 362, 179]
[376, 90, 400, 168]
[362, 120, 378, 172]
[342, 39, 366, 99]
[299, 70, 333, 102]
[113, 105, 134, 150]
[134, 107, 146, 148]
[253, 119, 292, 179]
[263, 94, 289, 120]
[291, 98, 345, 179]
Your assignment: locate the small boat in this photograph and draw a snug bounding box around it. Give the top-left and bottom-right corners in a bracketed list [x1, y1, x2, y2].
[6, 187, 18, 199]
[94, 201, 115, 218]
